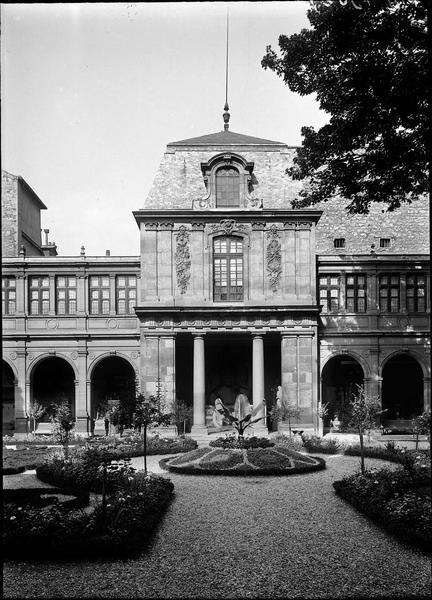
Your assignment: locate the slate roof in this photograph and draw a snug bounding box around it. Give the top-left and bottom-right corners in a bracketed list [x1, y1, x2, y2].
[168, 130, 286, 147]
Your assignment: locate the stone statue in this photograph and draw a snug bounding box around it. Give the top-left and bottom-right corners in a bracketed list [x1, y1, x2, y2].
[276, 385, 282, 408]
[213, 397, 225, 428]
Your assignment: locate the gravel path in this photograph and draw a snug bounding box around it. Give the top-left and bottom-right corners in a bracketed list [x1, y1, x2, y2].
[3, 454, 431, 599]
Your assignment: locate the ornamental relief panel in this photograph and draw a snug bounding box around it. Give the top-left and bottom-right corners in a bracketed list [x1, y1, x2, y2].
[266, 225, 282, 293]
[210, 219, 248, 236]
[175, 226, 191, 294]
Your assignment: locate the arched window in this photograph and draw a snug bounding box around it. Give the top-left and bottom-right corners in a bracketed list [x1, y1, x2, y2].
[213, 236, 243, 301]
[215, 167, 240, 207]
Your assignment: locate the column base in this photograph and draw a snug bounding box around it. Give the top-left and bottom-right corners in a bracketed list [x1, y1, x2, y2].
[190, 425, 209, 439]
[14, 417, 28, 435]
[75, 416, 90, 435]
[157, 425, 178, 438]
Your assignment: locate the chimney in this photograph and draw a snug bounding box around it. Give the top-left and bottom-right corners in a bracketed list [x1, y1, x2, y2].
[44, 229, 49, 245]
[80, 245, 85, 257]
[105, 250, 111, 257]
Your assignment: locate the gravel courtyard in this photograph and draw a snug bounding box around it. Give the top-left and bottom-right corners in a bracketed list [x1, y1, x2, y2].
[3, 454, 431, 599]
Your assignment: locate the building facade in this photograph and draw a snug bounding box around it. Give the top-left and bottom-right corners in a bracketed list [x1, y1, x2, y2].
[2, 129, 430, 437]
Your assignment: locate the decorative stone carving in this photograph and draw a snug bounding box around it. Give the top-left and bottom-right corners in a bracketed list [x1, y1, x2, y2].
[193, 198, 210, 210]
[131, 351, 139, 359]
[266, 225, 282, 293]
[210, 219, 247, 235]
[9, 352, 17, 361]
[192, 222, 205, 230]
[246, 198, 263, 209]
[296, 222, 311, 230]
[159, 222, 174, 230]
[252, 222, 266, 230]
[175, 226, 191, 294]
[70, 352, 78, 361]
[46, 319, 59, 329]
[106, 319, 118, 329]
[88, 353, 96, 362]
[144, 222, 158, 230]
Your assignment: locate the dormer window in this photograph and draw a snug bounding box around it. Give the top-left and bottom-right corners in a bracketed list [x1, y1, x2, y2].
[194, 152, 262, 210]
[216, 167, 240, 207]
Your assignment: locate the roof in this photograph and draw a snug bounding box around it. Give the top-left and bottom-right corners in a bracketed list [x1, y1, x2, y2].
[167, 130, 286, 147]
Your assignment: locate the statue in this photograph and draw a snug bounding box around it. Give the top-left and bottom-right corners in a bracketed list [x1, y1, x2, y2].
[213, 397, 225, 428]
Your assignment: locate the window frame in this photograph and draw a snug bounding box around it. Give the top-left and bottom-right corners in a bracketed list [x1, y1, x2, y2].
[406, 272, 426, 313]
[379, 274, 400, 313]
[55, 276, 77, 315]
[29, 276, 50, 315]
[215, 166, 240, 207]
[115, 275, 137, 315]
[2, 277, 17, 316]
[89, 275, 111, 315]
[213, 235, 244, 302]
[319, 274, 341, 313]
[345, 274, 367, 313]
[333, 238, 346, 249]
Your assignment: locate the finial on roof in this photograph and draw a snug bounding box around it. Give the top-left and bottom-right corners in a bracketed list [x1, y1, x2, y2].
[223, 7, 230, 131]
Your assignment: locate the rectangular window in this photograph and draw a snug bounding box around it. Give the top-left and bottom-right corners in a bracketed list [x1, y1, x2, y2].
[2, 277, 16, 315]
[89, 276, 110, 315]
[345, 274, 367, 313]
[116, 275, 137, 314]
[406, 273, 426, 312]
[333, 238, 345, 249]
[56, 276, 77, 315]
[29, 276, 50, 315]
[380, 238, 391, 248]
[213, 236, 243, 301]
[319, 275, 340, 313]
[379, 274, 400, 312]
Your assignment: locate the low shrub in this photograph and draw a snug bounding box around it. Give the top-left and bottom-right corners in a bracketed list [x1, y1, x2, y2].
[333, 466, 431, 553]
[301, 434, 341, 454]
[3, 473, 173, 559]
[162, 446, 326, 476]
[344, 445, 431, 477]
[2, 448, 54, 474]
[209, 434, 274, 449]
[272, 434, 304, 451]
[3, 487, 90, 510]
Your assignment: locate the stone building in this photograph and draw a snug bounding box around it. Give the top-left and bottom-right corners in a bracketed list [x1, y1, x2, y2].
[1, 125, 430, 437]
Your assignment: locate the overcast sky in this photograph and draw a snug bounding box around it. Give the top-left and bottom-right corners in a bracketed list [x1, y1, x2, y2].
[2, 1, 328, 256]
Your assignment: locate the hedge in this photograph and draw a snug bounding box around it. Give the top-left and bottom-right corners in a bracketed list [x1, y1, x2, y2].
[3, 487, 90, 510]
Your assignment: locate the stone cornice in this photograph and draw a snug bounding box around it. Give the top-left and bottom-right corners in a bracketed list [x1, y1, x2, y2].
[133, 209, 323, 226]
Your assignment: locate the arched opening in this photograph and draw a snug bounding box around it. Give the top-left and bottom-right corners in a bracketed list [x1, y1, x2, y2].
[2, 361, 15, 435]
[90, 357, 136, 433]
[31, 357, 76, 425]
[382, 354, 423, 428]
[321, 355, 364, 432]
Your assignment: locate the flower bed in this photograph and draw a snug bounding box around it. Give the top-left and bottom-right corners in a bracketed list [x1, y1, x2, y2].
[301, 434, 342, 454]
[4, 449, 174, 559]
[209, 435, 274, 449]
[2, 448, 56, 475]
[160, 446, 326, 475]
[3, 487, 90, 510]
[333, 466, 431, 553]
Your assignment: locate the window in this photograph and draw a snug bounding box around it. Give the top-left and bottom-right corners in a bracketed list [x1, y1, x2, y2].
[89, 276, 110, 315]
[215, 167, 240, 207]
[334, 238, 345, 249]
[213, 236, 243, 301]
[29, 276, 50, 315]
[379, 274, 400, 312]
[56, 276, 77, 315]
[380, 238, 391, 248]
[346, 274, 367, 312]
[406, 273, 426, 312]
[116, 276, 137, 314]
[2, 277, 16, 315]
[319, 275, 340, 313]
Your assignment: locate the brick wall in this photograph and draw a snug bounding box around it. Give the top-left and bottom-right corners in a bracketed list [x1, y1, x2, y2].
[1, 171, 18, 257]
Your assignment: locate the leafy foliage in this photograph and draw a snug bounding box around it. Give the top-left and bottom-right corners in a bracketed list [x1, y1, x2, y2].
[27, 400, 45, 434]
[262, 0, 428, 212]
[51, 402, 75, 459]
[215, 400, 264, 438]
[209, 434, 274, 449]
[411, 411, 431, 450]
[349, 384, 386, 473]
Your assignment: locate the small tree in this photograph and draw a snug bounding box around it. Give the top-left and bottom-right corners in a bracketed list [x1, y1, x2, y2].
[215, 400, 264, 444]
[51, 402, 75, 460]
[270, 396, 302, 437]
[28, 400, 45, 434]
[108, 394, 135, 436]
[349, 385, 385, 474]
[133, 393, 171, 474]
[411, 411, 431, 450]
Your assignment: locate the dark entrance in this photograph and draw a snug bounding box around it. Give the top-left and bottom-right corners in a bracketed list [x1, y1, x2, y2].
[382, 355, 423, 426]
[91, 357, 136, 430]
[31, 357, 76, 423]
[321, 355, 364, 431]
[2, 361, 15, 435]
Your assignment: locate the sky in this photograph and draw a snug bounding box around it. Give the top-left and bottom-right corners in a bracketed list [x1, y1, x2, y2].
[2, 1, 328, 256]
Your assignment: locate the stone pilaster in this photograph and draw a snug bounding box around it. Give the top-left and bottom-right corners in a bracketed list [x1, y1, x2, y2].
[74, 349, 89, 435]
[14, 349, 28, 434]
[251, 334, 267, 435]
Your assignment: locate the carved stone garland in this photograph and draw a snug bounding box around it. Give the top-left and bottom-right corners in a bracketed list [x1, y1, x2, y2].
[175, 226, 191, 294]
[266, 225, 282, 293]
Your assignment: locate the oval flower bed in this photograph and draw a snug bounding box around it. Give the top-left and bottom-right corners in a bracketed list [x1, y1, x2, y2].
[160, 446, 326, 475]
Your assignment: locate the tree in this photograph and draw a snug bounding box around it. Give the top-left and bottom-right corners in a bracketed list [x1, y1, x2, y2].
[349, 384, 386, 474]
[133, 393, 171, 474]
[270, 397, 302, 437]
[108, 394, 136, 436]
[51, 402, 75, 460]
[27, 400, 45, 434]
[411, 410, 431, 450]
[262, 0, 429, 213]
[172, 397, 193, 435]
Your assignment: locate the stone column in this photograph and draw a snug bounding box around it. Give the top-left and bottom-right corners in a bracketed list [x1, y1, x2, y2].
[251, 334, 267, 435]
[14, 349, 28, 436]
[74, 349, 89, 436]
[424, 377, 431, 412]
[191, 334, 208, 437]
